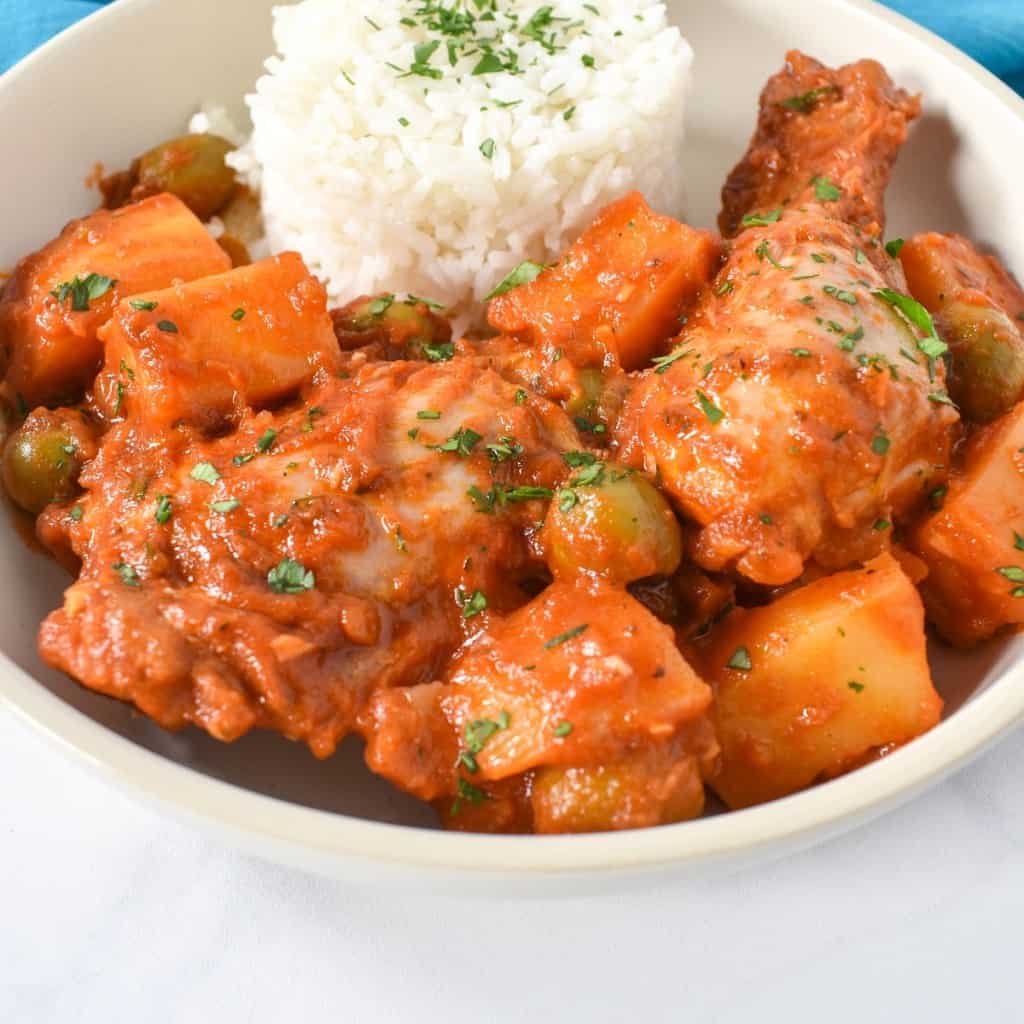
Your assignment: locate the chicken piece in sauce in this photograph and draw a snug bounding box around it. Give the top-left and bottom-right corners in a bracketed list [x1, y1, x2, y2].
[618, 53, 957, 585]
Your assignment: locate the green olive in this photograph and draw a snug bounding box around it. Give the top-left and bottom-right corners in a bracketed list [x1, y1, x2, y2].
[564, 368, 605, 418]
[335, 295, 452, 359]
[542, 462, 682, 584]
[2, 416, 84, 515]
[531, 755, 702, 833]
[939, 301, 1024, 424]
[136, 134, 237, 220]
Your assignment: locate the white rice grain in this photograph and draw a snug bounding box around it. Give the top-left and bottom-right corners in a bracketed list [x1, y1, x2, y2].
[207, 0, 692, 323]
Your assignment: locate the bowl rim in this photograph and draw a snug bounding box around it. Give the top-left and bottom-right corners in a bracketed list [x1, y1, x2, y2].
[2, 0, 1024, 878]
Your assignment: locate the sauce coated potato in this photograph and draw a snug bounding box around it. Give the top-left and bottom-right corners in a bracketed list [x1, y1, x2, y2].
[488, 191, 721, 371]
[911, 401, 1024, 646]
[0, 194, 230, 408]
[542, 462, 682, 583]
[702, 553, 941, 809]
[135, 134, 237, 221]
[96, 253, 341, 430]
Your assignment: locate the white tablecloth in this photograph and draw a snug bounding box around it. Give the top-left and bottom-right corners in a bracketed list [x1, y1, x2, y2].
[3, 705, 1021, 1023]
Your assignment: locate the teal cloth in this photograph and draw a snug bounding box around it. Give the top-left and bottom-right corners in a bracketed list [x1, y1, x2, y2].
[0, 1, 1021, 90]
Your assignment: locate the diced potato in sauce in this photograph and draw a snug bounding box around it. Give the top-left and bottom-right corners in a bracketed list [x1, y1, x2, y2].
[96, 252, 340, 430]
[488, 191, 722, 371]
[911, 401, 1024, 647]
[364, 579, 718, 831]
[0, 194, 230, 408]
[701, 553, 942, 809]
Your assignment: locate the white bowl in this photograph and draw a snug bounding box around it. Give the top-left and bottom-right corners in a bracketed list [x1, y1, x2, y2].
[2, 0, 1023, 889]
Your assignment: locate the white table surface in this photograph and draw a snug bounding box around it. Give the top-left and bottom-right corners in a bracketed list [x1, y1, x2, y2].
[3, 704, 1021, 1024]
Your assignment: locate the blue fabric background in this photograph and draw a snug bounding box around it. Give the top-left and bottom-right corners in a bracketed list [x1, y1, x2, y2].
[0, 0, 1021, 91]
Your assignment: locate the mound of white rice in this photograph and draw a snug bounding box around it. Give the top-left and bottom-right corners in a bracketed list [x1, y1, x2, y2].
[208, 0, 692, 320]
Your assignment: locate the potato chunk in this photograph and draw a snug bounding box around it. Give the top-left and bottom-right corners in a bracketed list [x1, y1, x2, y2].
[96, 253, 340, 429]
[488, 192, 721, 371]
[0, 194, 230, 407]
[364, 580, 718, 832]
[911, 402, 1024, 646]
[701, 553, 942, 809]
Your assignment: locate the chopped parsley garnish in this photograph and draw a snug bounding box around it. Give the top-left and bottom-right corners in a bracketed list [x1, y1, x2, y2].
[301, 406, 326, 433]
[714, 280, 734, 296]
[471, 52, 505, 76]
[417, 410, 442, 420]
[51, 273, 116, 312]
[394, 528, 408, 553]
[156, 319, 178, 333]
[823, 284, 858, 305]
[562, 450, 597, 468]
[740, 209, 782, 228]
[755, 238, 792, 270]
[574, 415, 606, 435]
[69, 505, 84, 523]
[267, 558, 315, 594]
[929, 485, 948, 510]
[581, 54, 596, 68]
[432, 426, 482, 457]
[696, 389, 724, 425]
[514, 389, 528, 405]
[791, 347, 812, 357]
[726, 646, 752, 671]
[398, 116, 410, 127]
[855, 248, 866, 264]
[544, 624, 589, 649]
[928, 392, 956, 407]
[479, 137, 496, 160]
[368, 294, 395, 317]
[1014, 531, 1024, 552]
[405, 294, 446, 310]
[486, 436, 524, 462]
[997, 566, 1024, 583]
[459, 589, 488, 618]
[486, 261, 546, 300]
[257, 429, 278, 453]
[451, 778, 488, 815]
[554, 721, 574, 738]
[760, 513, 774, 524]
[113, 562, 140, 588]
[778, 85, 837, 113]
[848, 681, 866, 693]
[273, 514, 289, 529]
[210, 498, 241, 514]
[872, 288, 948, 359]
[459, 714, 510, 773]
[871, 433, 891, 455]
[812, 175, 842, 202]
[190, 462, 221, 485]
[885, 238, 905, 258]
[652, 346, 692, 374]
[154, 494, 172, 525]
[231, 308, 246, 322]
[873, 518, 891, 531]
[423, 341, 455, 362]
[129, 299, 158, 312]
[563, 106, 576, 121]
[467, 483, 553, 513]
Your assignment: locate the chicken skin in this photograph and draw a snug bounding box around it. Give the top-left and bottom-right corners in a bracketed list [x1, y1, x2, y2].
[618, 55, 957, 585]
[39, 355, 578, 756]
